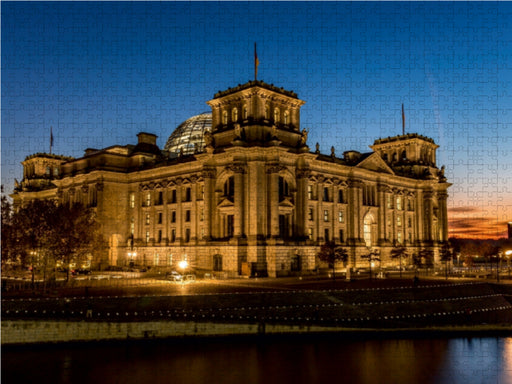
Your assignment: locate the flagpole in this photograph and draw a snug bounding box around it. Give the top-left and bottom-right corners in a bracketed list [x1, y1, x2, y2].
[50, 126, 53, 154]
[254, 42, 259, 81]
[401, 104, 405, 135]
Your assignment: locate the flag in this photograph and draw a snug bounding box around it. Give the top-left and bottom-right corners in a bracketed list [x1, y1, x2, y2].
[401, 104, 405, 135]
[254, 42, 259, 80]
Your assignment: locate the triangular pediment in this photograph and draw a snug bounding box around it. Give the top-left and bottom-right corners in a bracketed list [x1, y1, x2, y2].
[278, 197, 295, 208]
[355, 153, 395, 174]
[217, 197, 234, 208]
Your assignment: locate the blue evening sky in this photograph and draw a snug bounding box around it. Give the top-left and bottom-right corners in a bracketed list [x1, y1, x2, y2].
[2, 2, 511, 238]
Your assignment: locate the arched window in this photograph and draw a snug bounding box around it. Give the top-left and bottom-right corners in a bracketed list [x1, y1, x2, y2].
[363, 213, 375, 247]
[243, 106, 248, 119]
[284, 111, 289, 125]
[392, 152, 397, 162]
[222, 110, 228, 125]
[224, 176, 234, 200]
[232, 108, 238, 122]
[401, 150, 407, 161]
[278, 176, 289, 201]
[274, 108, 280, 123]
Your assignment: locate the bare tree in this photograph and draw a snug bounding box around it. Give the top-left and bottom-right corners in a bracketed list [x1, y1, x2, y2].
[390, 245, 408, 278]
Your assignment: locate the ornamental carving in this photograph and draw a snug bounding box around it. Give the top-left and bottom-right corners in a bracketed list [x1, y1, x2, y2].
[201, 167, 216, 178]
[226, 164, 246, 174]
[95, 182, 104, 192]
[265, 163, 286, 174]
[295, 168, 311, 179]
[81, 185, 89, 193]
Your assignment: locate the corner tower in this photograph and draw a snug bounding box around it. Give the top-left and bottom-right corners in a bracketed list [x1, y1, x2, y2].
[206, 81, 306, 150]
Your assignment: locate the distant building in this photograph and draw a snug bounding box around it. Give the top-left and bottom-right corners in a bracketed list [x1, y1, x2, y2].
[11, 79, 451, 277]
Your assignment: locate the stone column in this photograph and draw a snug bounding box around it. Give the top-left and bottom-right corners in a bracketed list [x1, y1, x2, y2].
[423, 190, 434, 242]
[266, 164, 280, 237]
[377, 184, 388, 245]
[295, 168, 310, 238]
[190, 178, 197, 242]
[201, 167, 216, 240]
[347, 180, 363, 244]
[437, 191, 449, 242]
[176, 179, 183, 242]
[233, 164, 246, 237]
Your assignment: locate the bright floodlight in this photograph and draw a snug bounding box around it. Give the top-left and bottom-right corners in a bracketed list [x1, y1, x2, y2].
[178, 260, 188, 270]
[505, 250, 512, 256]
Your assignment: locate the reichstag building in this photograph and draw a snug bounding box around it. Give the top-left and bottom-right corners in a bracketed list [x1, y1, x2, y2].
[12, 80, 450, 277]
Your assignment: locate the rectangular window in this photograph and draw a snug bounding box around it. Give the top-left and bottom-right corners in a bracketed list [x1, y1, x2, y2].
[397, 216, 402, 227]
[408, 217, 412, 228]
[185, 228, 190, 243]
[130, 220, 134, 235]
[396, 197, 402, 210]
[339, 229, 344, 242]
[156, 191, 163, 205]
[130, 193, 135, 208]
[324, 210, 329, 222]
[408, 232, 412, 242]
[170, 189, 176, 204]
[157, 230, 162, 243]
[324, 228, 330, 242]
[171, 211, 176, 223]
[158, 212, 162, 224]
[145, 231, 150, 243]
[308, 228, 313, 240]
[308, 208, 314, 221]
[185, 187, 191, 202]
[397, 231, 402, 244]
[338, 190, 344, 203]
[171, 229, 176, 243]
[308, 185, 313, 200]
[323, 187, 329, 202]
[185, 210, 191, 222]
[146, 193, 151, 207]
[338, 211, 344, 223]
[200, 209, 204, 222]
[145, 214, 150, 225]
[387, 195, 392, 209]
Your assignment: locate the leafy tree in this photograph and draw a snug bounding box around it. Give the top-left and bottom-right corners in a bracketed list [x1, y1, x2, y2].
[439, 242, 453, 280]
[317, 241, 348, 282]
[390, 245, 408, 278]
[4, 199, 102, 286]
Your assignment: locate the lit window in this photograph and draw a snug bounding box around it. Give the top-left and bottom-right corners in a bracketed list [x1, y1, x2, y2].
[308, 228, 313, 240]
[45, 166, 51, 175]
[222, 110, 228, 124]
[146, 214, 150, 225]
[387, 195, 392, 209]
[308, 208, 314, 221]
[284, 111, 289, 125]
[232, 108, 238, 122]
[146, 193, 151, 207]
[155, 254, 159, 266]
[397, 231, 402, 244]
[308, 185, 313, 200]
[396, 197, 402, 210]
[397, 216, 402, 227]
[338, 211, 344, 223]
[274, 108, 280, 123]
[130, 193, 135, 208]
[324, 210, 329, 222]
[243, 106, 248, 119]
[53, 167, 59, 176]
[145, 231, 150, 243]
[130, 218, 134, 235]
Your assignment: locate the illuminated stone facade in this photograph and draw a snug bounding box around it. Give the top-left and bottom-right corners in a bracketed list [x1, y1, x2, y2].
[12, 80, 451, 277]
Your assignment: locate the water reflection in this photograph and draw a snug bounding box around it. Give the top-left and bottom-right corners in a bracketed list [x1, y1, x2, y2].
[2, 337, 511, 384]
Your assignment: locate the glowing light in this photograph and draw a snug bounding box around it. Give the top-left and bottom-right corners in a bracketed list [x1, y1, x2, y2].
[178, 260, 188, 270]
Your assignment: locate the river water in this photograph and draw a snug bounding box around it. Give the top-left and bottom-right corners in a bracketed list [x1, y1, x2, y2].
[2, 336, 511, 384]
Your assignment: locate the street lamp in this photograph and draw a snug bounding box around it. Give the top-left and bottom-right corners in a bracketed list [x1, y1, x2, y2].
[127, 251, 137, 267]
[505, 250, 512, 279]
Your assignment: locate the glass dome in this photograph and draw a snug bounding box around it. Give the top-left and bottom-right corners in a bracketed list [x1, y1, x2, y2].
[164, 112, 212, 158]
